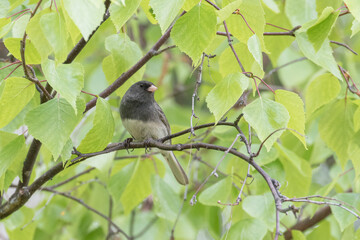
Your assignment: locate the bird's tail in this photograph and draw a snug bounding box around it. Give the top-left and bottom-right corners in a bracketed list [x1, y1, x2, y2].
[161, 151, 189, 185]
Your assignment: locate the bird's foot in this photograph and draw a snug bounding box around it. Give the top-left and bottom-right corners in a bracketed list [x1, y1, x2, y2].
[123, 138, 134, 154]
[144, 138, 153, 153]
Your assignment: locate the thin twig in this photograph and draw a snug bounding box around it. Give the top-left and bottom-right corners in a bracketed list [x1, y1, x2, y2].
[129, 210, 136, 239]
[171, 185, 188, 239]
[48, 167, 96, 189]
[284, 198, 360, 220]
[263, 26, 301, 36]
[152, 45, 176, 56]
[330, 40, 358, 55]
[3, 64, 21, 80]
[0, 60, 21, 70]
[235, 9, 255, 34]
[339, 65, 360, 96]
[285, 195, 360, 214]
[263, 57, 307, 80]
[190, 133, 241, 205]
[254, 128, 305, 157]
[114, 152, 159, 160]
[132, 217, 158, 238]
[106, 197, 114, 240]
[7, 9, 31, 18]
[339, 9, 350, 16]
[190, 53, 206, 137]
[266, 23, 290, 31]
[81, 90, 98, 97]
[235, 163, 251, 203]
[275, 208, 280, 240]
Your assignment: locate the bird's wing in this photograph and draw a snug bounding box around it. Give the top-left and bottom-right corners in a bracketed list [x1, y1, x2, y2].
[154, 102, 171, 135]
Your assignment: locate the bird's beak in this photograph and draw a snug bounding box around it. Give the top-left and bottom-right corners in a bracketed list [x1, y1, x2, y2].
[147, 85, 157, 93]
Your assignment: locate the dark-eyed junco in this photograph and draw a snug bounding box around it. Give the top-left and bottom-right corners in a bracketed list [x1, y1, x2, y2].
[120, 81, 189, 185]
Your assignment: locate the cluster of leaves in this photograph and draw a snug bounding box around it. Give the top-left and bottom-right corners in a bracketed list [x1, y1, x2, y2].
[0, 0, 360, 239]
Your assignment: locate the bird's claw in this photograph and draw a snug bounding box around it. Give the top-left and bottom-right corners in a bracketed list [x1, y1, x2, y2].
[144, 138, 152, 153]
[123, 138, 134, 154]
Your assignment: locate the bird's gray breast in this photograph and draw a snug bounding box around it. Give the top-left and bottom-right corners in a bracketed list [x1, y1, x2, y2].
[122, 119, 169, 141]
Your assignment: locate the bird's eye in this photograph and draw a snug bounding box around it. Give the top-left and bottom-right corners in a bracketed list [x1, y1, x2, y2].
[139, 84, 144, 88]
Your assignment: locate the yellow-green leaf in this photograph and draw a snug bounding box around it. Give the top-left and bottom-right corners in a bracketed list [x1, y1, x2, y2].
[275, 90, 306, 148]
[0, 77, 35, 128]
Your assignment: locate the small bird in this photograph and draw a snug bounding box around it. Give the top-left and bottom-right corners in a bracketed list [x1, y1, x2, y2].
[120, 81, 189, 185]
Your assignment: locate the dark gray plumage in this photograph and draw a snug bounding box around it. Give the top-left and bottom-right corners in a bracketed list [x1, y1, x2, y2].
[120, 81, 189, 185]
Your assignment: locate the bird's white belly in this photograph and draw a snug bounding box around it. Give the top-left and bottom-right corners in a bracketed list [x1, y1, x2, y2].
[122, 119, 168, 141]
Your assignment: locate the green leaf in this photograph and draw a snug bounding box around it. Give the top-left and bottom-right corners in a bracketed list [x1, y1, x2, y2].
[0, 1, 9, 18]
[295, 31, 342, 80]
[206, 73, 249, 123]
[219, 42, 264, 78]
[262, 0, 279, 13]
[182, 0, 198, 11]
[307, 7, 339, 51]
[285, 0, 317, 26]
[305, 73, 341, 117]
[0, 18, 12, 38]
[108, 161, 135, 201]
[349, 131, 360, 177]
[63, 0, 105, 41]
[198, 176, 232, 206]
[0, 77, 35, 128]
[120, 158, 164, 214]
[40, 11, 68, 63]
[77, 98, 114, 153]
[275, 90, 306, 148]
[243, 98, 290, 151]
[330, 193, 360, 231]
[42, 59, 84, 112]
[4, 38, 41, 64]
[171, 3, 217, 64]
[102, 34, 144, 97]
[8, 0, 25, 12]
[316, 0, 342, 14]
[247, 34, 263, 68]
[242, 192, 275, 230]
[354, 102, 360, 132]
[25, 98, 79, 159]
[151, 175, 181, 222]
[150, 0, 185, 34]
[4, 207, 34, 236]
[276, 144, 312, 197]
[307, 220, 331, 240]
[227, 218, 267, 240]
[225, 0, 267, 52]
[109, 0, 141, 31]
[0, 135, 25, 178]
[12, 13, 29, 38]
[319, 99, 357, 168]
[7, 221, 36, 240]
[292, 230, 307, 240]
[217, 0, 242, 23]
[140, 0, 157, 24]
[344, 0, 360, 23]
[61, 7, 81, 45]
[351, 19, 360, 38]
[26, 10, 53, 61]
